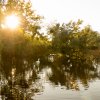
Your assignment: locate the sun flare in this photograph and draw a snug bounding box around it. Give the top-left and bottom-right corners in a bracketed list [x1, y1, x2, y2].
[5, 15, 19, 29]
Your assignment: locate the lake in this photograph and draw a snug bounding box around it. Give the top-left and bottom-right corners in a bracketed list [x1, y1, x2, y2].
[33, 67, 100, 100]
[0, 56, 100, 100]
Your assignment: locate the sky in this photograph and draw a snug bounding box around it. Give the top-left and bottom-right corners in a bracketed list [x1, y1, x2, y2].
[31, 0, 100, 32]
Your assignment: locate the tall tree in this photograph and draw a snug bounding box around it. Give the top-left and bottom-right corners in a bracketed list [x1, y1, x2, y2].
[0, 0, 41, 37]
[48, 20, 100, 55]
[0, 0, 44, 60]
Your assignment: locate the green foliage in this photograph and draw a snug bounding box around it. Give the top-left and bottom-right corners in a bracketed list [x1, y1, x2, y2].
[0, 0, 41, 37]
[0, 0, 100, 64]
[48, 20, 100, 58]
[0, 0, 51, 62]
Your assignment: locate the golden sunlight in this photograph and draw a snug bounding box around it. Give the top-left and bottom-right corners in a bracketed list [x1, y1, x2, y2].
[5, 15, 19, 29]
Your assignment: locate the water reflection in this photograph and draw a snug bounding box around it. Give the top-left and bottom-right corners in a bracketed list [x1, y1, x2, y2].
[0, 54, 100, 99]
[48, 55, 100, 90]
[0, 58, 43, 100]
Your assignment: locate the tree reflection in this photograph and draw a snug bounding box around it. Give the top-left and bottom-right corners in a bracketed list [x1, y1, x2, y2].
[0, 52, 100, 99]
[0, 57, 43, 100]
[47, 52, 100, 90]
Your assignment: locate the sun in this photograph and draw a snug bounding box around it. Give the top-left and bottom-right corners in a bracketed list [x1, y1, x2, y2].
[5, 14, 20, 29]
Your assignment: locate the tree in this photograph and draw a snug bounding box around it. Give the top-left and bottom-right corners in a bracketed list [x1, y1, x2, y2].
[48, 20, 100, 60]
[0, 0, 41, 37]
[48, 20, 83, 54]
[0, 0, 51, 62]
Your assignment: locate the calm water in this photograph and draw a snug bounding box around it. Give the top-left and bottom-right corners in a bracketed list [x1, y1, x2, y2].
[33, 67, 100, 100]
[0, 56, 100, 100]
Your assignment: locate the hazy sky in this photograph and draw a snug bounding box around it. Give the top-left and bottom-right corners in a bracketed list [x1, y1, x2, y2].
[31, 0, 100, 32]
